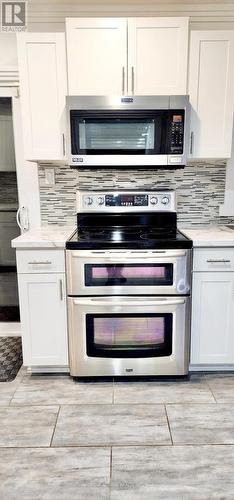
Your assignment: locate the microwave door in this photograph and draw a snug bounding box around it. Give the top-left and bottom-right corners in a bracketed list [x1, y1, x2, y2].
[70, 111, 168, 166]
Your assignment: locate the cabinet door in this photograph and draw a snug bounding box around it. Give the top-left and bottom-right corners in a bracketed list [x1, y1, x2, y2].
[128, 17, 188, 95]
[188, 31, 234, 159]
[18, 273, 68, 366]
[190, 272, 234, 365]
[66, 18, 127, 95]
[17, 33, 67, 161]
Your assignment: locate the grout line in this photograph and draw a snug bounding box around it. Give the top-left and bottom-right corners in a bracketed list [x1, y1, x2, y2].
[164, 404, 174, 446]
[203, 377, 218, 403]
[49, 405, 61, 447]
[2, 442, 234, 449]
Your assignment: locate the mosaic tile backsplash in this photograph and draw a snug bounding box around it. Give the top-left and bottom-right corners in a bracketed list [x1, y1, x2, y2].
[38, 161, 233, 227]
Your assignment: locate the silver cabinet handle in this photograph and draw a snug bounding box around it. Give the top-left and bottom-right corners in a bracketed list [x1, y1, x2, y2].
[131, 66, 135, 94]
[122, 66, 125, 95]
[190, 131, 194, 155]
[28, 261, 52, 265]
[206, 259, 231, 263]
[62, 133, 66, 157]
[16, 206, 29, 232]
[59, 279, 63, 300]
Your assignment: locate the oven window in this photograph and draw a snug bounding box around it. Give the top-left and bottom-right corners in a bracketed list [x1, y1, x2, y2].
[70, 111, 168, 155]
[86, 313, 172, 358]
[85, 263, 173, 287]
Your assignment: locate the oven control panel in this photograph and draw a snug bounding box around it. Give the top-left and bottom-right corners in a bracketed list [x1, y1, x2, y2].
[77, 191, 176, 212]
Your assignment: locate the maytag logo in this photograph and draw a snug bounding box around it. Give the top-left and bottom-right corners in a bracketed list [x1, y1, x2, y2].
[121, 97, 134, 103]
[125, 368, 133, 373]
[72, 157, 83, 163]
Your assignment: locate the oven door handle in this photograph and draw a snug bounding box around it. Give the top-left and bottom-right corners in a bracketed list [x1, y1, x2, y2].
[72, 251, 186, 259]
[72, 298, 186, 306]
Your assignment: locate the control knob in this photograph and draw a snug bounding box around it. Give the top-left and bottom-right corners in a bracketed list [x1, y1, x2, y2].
[150, 196, 158, 205]
[97, 196, 104, 206]
[85, 196, 93, 206]
[161, 196, 170, 205]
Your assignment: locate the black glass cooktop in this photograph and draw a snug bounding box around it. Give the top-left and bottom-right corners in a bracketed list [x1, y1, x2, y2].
[66, 227, 192, 250]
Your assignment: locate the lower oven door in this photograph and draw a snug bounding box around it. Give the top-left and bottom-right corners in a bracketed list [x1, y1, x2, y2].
[68, 296, 190, 377]
[66, 249, 191, 296]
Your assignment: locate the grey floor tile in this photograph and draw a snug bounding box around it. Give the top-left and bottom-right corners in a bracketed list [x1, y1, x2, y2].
[0, 365, 26, 405]
[111, 445, 234, 500]
[205, 373, 234, 402]
[114, 375, 215, 404]
[167, 403, 234, 444]
[11, 374, 113, 405]
[52, 404, 171, 446]
[0, 447, 110, 500]
[0, 405, 59, 447]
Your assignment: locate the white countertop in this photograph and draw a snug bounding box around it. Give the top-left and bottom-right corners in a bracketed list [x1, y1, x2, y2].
[11, 225, 234, 249]
[12, 226, 75, 249]
[181, 226, 234, 247]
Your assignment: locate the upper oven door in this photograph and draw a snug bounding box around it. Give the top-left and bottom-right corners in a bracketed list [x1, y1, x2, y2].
[66, 249, 191, 296]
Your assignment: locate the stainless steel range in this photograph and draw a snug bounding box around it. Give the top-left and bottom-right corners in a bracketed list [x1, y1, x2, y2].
[66, 190, 192, 377]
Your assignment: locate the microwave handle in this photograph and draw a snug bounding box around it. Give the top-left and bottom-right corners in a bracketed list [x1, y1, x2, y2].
[190, 131, 194, 155]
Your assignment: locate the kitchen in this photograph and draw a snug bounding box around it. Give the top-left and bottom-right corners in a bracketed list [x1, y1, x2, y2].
[1, 1, 234, 498]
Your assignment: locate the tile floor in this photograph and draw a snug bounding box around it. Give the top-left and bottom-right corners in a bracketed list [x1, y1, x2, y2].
[1, 370, 234, 499]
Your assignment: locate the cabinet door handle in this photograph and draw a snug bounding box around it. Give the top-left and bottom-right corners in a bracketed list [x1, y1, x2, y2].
[131, 66, 135, 94]
[206, 259, 231, 263]
[59, 279, 63, 300]
[190, 132, 194, 155]
[62, 133, 66, 157]
[122, 66, 125, 95]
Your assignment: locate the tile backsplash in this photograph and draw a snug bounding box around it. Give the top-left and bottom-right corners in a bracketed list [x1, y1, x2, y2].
[38, 161, 233, 227]
[0, 172, 18, 205]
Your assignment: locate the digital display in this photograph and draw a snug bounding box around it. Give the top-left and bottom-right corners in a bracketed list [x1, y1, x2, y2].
[105, 194, 148, 207]
[121, 195, 134, 203]
[173, 115, 182, 123]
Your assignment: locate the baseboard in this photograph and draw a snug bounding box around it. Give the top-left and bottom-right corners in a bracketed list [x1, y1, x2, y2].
[0, 322, 21, 337]
[190, 364, 234, 372]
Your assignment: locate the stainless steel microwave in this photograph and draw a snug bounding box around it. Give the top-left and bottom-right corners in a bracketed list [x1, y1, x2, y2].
[66, 96, 190, 168]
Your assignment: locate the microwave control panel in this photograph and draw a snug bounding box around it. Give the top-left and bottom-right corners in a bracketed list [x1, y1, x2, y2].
[168, 111, 184, 154]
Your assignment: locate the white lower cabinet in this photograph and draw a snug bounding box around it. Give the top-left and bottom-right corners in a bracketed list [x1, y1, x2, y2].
[190, 270, 234, 366]
[18, 272, 68, 367]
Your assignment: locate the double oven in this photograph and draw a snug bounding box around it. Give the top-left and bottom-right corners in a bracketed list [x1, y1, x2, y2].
[66, 191, 191, 377]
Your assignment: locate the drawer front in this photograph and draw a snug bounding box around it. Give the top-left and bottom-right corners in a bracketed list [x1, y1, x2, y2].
[193, 248, 234, 272]
[16, 249, 65, 274]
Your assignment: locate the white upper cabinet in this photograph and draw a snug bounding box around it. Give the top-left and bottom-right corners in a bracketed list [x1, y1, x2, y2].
[128, 17, 188, 95]
[188, 31, 234, 159]
[66, 17, 188, 96]
[17, 33, 67, 161]
[66, 18, 127, 95]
